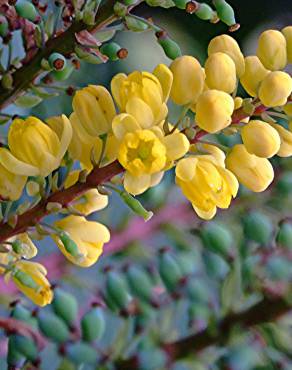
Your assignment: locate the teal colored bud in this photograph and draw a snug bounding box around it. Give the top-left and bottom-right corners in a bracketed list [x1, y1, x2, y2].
[158, 249, 183, 292]
[120, 191, 153, 221]
[59, 231, 81, 258]
[125, 16, 149, 32]
[176, 251, 198, 275]
[243, 211, 273, 245]
[126, 265, 153, 302]
[195, 3, 215, 20]
[10, 335, 38, 362]
[81, 306, 105, 342]
[67, 342, 98, 365]
[48, 53, 67, 71]
[276, 222, 292, 249]
[200, 222, 234, 260]
[276, 172, 292, 195]
[51, 63, 74, 81]
[15, 0, 39, 22]
[156, 32, 182, 60]
[0, 16, 8, 37]
[267, 257, 292, 280]
[38, 312, 70, 343]
[186, 278, 208, 303]
[213, 0, 236, 26]
[105, 270, 132, 309]
[100, 42, 128, 61]
[139, 349, 167, 370]
[11, 303, 37, 328]
[52, 288, 78, 327]
[7, 337, 25, 368]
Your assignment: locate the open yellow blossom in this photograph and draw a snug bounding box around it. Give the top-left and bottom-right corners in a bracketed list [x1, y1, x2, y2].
[241, 120, 281, 158]
[176, 156, 238, 220]
[196, 90, 234, 133]
[0, 163, 26, 201]
[268, 122, 292, 157]
[170, 55, 205, 105]
[72, 85, 116, 136]
[226, 144, 274, 192]
[204, 52, 236, 93]
[282, 26, 292, 63]
[111, 66, 172, 127]
[240, 56, 270, 97]
[53, 215, 110, 267]
[257, 29, 287, 71]
[112, 113, 189, 195]
[0, 115, 72, 177]
[9, 261, 53, 306]
[207, 34, 245, 77]
[64, 170, 108, 215]
[258, 71, 292, 107]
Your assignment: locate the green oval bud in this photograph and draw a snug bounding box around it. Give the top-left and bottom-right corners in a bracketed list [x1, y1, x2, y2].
[48, 52, 67, 71]
[11, 303, 37, 328]
[123, 0, 138, 5]
[59, 231, 81, 258]
[52, 288, 78, 327]
[125, 16, 149, 32]
[1, 73, 13, 90]
[81, 306, 105, 342]
[113, 2, 127, 17]
[67, 342, 98, 365]
[213, 0, 236, 26]
[120, 191, 153, 221]
[105, 270, 132, 309]
[15, 0, 39, 22]
[38, 312, 70, 343]
[195, 3, 214, 20]
[100, 42, 128, 61]
[276, 172, 292, 195]
[7, 336, 25, 368]
[139, 348, 166, 370]
[10, 335, 38, 362]
[172, 0, 189, 9]
[243, 211, 273, 245]
[186, 279, 208, 303]
[276, 222, 292, 249]
[0, 16, 8, 37]
[157, 33, 182, 60]
[51, 63, 74, 81]
[158, 250, 183, 292]
[200, 222, 234, 259]
[267, 257, 291, 280]
[126, 265, 153, 302]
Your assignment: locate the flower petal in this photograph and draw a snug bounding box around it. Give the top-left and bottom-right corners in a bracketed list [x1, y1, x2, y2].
[124, 172, 151, 195]
[112, 113, 140, 140]
[126, 97, 154, 129]
[175, 157, 198, 181]
[153, 64, 173, 102]
[111, 73, 127, 109]
[0, 148, 39, 176]
[192, 204, 217, 220]
[163, 132, 190, 160]
[58, 114, 73, 160]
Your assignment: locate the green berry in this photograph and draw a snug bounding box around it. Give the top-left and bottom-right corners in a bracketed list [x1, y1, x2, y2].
[81, 306, 105, 342]
[200, 222, 234, 259]
[105, 270, 132, 309]
[276, 172, 292, 195]
[158, 249, 183, 292]
[48, 53, 67, 71]
[15, 0, 39, 22]
[67, 342, 98, 365]
[100, 42, 128, 61]
[243, 211, 273, 245]
[126, 265, 153, 302]
[213, 0, 236, 26]
[195, 3, 214, 20]
[276, 222, 292, 249]
[38, 312, 70, 343]
[157, 33, 182, 60]
[52, 288, 78, 327]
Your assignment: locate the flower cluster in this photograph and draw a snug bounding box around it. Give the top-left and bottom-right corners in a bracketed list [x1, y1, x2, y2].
[0, 26, 291, 305]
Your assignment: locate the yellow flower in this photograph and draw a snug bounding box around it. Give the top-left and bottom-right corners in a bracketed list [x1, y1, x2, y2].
[241, 120, 281, 158]
[207, 34, 245, 77]
[258, 71, 292, 107]
[9, 260, 53, 306]
[0, 163, 26, 201]
[257, 29, 287, 71]
[225, 144, 274, 192]
[72, 85, 116, 136]
[240, 56, 270, 97]
[196, 89, 234, 133]
[204, 52, 236, 93]
[170, 55, 205, 105]
[53, 215, 110, 267]
[268, 122, 292, 157]
[64, 170, 108, 215]
[175, 156, 238, 220]
[8, 233, 38, 259]
[111, 66, 172, 127]
[112, 113, 189, 195]
[282, 26, 292, 63]
[0, 115, 72, 177]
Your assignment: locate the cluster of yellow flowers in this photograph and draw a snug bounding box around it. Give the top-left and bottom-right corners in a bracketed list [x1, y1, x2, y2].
[0, 26, 291, 305]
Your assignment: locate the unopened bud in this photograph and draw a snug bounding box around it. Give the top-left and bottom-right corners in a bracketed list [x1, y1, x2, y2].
[113, 2, 127, 17]
[15, 0, 39, 22]
[156, 31, 182, 60]
[213, 0, 236, 26]
[46, 202, 63, 213]
[158, 248, 183, 292]
[52, 288, 78, 327]
[120, 191, 153, 221]
[125, 15, 149, 31]
[67, 342, 98, 365]
[276, 221, 292, 250]
[243, 211, 273, 245]
[38, 312, 70, 343]
[194, 3, 215, 20]
[0, 16, 9, 37]
[100, 42, 128, 61]
[51, 63, 74, 81]
[105, 270, 132, 310]
[48, 52, 67, 71]
[81, 306, 105, 342]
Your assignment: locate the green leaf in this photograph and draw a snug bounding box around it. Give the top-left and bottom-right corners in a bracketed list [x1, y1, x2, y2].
[30, 85, 59, 99]
[95, 29, 117, 43]
[14, 94, 43, 108]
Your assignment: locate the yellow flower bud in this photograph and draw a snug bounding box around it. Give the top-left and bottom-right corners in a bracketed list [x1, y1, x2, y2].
[269, 122, 292, 157]
[234, 96, 243, 110]
[257, 29, 287, 71]
[258, 71, 292, 107]
[53, 215, 110, 267]
[170, 55, 205, 105]
[282, 26, 292, 63]
[283, 102, 292, 117]
[207, 34, 245, 77]
[204, 52, 236, 93]
[0, 115, 72, 177]
[241, 120, 281, 158]
[175, 156, 238, 220]
[225, 144, 274, 192]
[196, 89, 234, 133]
[10, 261, 53, 306]
[240, 56, 270, 97]
[73, 85, 116, 137]
[0, 163, 26, 201]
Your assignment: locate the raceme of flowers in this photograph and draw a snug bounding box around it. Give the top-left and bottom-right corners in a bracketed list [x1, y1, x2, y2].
[0, 26, 291, 306]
